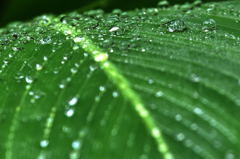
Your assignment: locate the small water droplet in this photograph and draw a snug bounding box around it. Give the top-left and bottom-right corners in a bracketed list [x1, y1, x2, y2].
[73, 45, 79, 50]
[190, 123, 198, 130]
[225, 152, 235, 159]
[89, 65, 97, 72]
[72, 140, 81, 150]
[25, 76, 33, 84]
[70, 68, 78, 74]
[12, 47, 19, 52]
[175, 114, 182, 121]
[155, 91, 163, 97]
[94, 53, 108, 62]
[43, 56, 48, 61]
[99, 86, 106, 92]
[148, 79, 154, 84]
[40, 140, 49, 148]
[65, 108, 75, 117]
[191, 73, 201, 82]
[176, 133, 185, 141]
[141, 48, 146, 52]
[112, 91, 119, 98]
[109, 26, 120, 32]
[36, 64, 43, 71]
[40, 36, 52, 45]
[158, 0, 169, 7]
[83, 52, 88, 57]
[140, 154, 148, 159]
[59, 83, 65, 89]
[64, 29, 72, 35]
[73, 37, 84, 43]
[68, 97, 78, 106]
[193, 107, 203, 115]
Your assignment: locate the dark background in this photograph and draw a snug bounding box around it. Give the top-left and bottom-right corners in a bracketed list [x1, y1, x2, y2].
[0, 0, 224, 27]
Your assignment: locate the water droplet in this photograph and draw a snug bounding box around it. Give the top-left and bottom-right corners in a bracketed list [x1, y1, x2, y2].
[59, 83, 65, 89]
[38, 15, 51, 25]
[175, 114, 182, 121]
[72, 140, 81, 150]
[191, 73, 200, 82]
[65, 109, 75, 117]
[112, 91, 119, 98]
[94, 53, 108, 62]
[225, 152, 235, 159]
[151, 128, 160, 137]
[164, 19, 187, 32]
[176, 133, 185, 141]
[140, 154, 148, 159]
[70, 68, 78, 74]
[73, 45, 79, 50]
[193, 107, 203, 115]
[158, 0, 169, 7]
[64, 29, 72, 35]
[89, 65, 97, 72]
[40, 36, 52, 45]
[40, 140, 49, 148]
[73, 37, 84, 43]
[12, 47, 19, 52]
[36, 64, 43, 71]
[202, 19, 216, 32]
[190, 123, 198, 130]
[148, 79, 154, 84]
[68, 97, 78, 106]
[99, 86, 106, 92]
[111, 128, 118, 136]
[155, 91, 163, 97]
[83, 52, 88, 57]
[25, 76, 33, 84]
[109, 26, 120, 32]
[141, 48, 146, 52]
[43, 56, 48, 61]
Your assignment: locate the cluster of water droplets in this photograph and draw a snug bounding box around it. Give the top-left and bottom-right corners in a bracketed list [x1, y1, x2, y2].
[65, 96, 79, 118]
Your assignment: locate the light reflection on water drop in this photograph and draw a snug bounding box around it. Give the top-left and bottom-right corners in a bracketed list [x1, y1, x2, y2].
[40, 140, 49, 148]
[68, 97, 78, 106]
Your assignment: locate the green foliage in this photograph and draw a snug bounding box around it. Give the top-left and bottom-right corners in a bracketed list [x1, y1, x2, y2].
[0, 1, 240, 159]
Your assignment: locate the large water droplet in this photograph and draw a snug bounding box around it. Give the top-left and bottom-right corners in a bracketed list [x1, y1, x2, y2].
[202, 19, 216, 32]
[165, 19, 187, 32]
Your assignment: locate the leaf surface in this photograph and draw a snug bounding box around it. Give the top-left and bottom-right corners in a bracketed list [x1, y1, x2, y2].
[0, 1, 240, 159]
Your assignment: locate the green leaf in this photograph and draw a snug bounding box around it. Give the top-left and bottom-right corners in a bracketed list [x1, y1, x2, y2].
[0, 1, 240, 159]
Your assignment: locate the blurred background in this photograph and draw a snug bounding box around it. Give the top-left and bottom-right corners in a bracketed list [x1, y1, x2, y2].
[0, 0, 223, 27]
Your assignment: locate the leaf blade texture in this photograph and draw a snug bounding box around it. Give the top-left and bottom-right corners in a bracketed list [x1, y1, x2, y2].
[0, 1, 240, 159]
